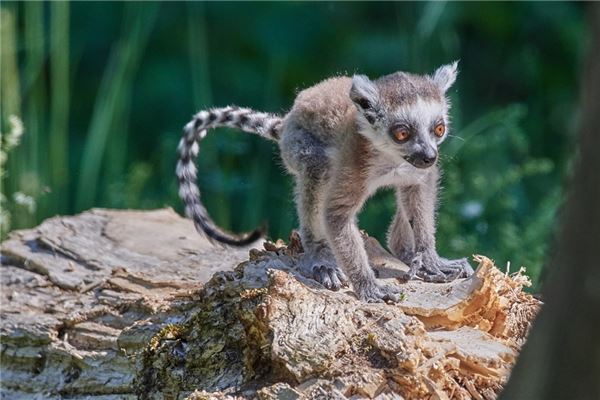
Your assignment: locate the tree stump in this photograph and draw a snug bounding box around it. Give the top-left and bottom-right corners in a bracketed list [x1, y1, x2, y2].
[0, 208, 541, 399]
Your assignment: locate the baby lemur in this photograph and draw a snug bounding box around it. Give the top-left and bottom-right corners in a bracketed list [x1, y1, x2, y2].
[177, 62, 473, 302]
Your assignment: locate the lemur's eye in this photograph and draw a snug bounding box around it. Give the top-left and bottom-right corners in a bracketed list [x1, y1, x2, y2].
[390, 126, 410, 143]
[434, 123, 446, 137]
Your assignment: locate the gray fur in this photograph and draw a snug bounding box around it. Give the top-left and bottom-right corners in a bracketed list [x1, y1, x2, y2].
[386, 188, 415, 264]
[178, 63, 472, 302]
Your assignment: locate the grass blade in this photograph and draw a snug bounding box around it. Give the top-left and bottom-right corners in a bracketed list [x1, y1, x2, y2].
[75, 3, 159, 212]
[20, 1, 46, 226]
[49, 1, 70, 215]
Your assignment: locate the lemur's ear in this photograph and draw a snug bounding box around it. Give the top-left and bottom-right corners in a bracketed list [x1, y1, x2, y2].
[432, 61, 459, 92]
[350, 75, 380, 113]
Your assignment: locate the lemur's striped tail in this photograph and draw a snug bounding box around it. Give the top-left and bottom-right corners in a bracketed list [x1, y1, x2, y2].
[176, 106, 283, 246]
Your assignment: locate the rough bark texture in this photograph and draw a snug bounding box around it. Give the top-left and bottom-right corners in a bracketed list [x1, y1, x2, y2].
[1, 208, 540, 400]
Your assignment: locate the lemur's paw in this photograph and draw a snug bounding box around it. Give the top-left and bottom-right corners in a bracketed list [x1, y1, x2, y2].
[313, 264, 348, 290]
[438, 257, 474, 280]
[357, 281, 404, 303]
[297, 253, 348, 291]
[405, 252, 473, 283]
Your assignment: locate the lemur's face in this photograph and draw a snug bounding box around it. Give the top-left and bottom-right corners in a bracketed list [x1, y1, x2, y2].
[383, 97, 448, 168]
[350, 63, 457, 169]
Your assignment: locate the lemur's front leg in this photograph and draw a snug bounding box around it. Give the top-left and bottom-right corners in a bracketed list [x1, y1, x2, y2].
[325, 174, 402, 302]
[403, 168, 473, 282]
[296, 171, 348, 291]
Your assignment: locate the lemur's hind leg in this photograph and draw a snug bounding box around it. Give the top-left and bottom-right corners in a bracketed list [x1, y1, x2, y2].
[281, 128, 348, 290]
[402, 169, 474, 282]
[387, 188, 416, 265]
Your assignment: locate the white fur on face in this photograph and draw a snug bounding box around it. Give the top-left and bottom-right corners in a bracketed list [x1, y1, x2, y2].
[356, 118, 404, 163]
[357, 96, 449, 165]
[396, 97, 448, 147]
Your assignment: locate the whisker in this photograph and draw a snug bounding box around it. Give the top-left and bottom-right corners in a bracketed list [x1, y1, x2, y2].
[447, 134, 465, 142]
[439, 154, 457, 162]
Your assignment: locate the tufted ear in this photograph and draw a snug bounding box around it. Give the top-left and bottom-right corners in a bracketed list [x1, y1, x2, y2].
[350, 75, 380, 112]
[350, 75, 381, 125]
[432, 61, 459, 92]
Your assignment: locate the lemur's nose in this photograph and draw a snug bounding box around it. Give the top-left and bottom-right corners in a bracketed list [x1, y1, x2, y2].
[410, 151, 437, 168]
[421, 154, 437, 166]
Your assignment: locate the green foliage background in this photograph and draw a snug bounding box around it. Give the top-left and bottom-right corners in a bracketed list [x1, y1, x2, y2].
[0, 2, 586, 289]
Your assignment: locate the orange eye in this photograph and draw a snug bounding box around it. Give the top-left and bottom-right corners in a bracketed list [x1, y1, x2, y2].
[391, 126, 410, 142]
[434, 123, 446, 137]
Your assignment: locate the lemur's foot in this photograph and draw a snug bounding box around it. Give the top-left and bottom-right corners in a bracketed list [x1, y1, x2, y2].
[405, 252, 473, 283]
[356, 280, 403, 303]
[298, 249, 349, 291]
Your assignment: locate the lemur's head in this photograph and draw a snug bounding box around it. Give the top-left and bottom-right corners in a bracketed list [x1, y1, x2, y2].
[350, 62, 458, 169]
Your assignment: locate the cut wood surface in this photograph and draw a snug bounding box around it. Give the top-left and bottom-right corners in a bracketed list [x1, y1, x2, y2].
[0, 208, 541, 399]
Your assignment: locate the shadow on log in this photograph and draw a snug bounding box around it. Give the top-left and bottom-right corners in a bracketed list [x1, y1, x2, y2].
[1, 208, 540, 399]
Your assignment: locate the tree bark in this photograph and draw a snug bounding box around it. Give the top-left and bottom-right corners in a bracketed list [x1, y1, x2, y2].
[498, 4, 600, 400]
[1, 208, 540, 399]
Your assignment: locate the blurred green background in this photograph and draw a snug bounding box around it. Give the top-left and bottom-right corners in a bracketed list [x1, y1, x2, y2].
[0, 2, 587, 289]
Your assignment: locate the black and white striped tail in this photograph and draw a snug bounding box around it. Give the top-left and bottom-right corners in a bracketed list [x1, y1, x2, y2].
[176, 106, 283, 246]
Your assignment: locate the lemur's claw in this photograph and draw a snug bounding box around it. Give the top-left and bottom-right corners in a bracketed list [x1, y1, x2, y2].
[405, 253, 473, 283]
[314, 264, 347, 291]
[438, 257, 474, 280]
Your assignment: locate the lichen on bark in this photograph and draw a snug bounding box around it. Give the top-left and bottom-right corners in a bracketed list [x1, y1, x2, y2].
[1, 209, 541, 399]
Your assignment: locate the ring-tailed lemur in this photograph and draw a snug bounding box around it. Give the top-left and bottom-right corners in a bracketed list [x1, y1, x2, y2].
[176, 62, 473, 302]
